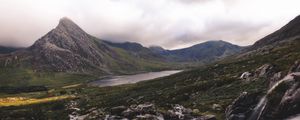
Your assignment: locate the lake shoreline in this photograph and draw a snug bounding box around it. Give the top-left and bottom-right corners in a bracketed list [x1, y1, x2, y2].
[88, 70, 182, 87]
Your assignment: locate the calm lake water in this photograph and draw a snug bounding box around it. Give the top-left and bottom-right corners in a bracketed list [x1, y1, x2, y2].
[89, 70, 182, 87]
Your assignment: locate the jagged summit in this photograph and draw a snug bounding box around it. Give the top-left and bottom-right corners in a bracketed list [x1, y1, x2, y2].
[28, 17, 110, 73]
[55, 17, 86, 35]
[31, 17, 90, 51]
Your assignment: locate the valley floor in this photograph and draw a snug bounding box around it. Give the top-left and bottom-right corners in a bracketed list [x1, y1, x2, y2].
[1, 39, 300, 120]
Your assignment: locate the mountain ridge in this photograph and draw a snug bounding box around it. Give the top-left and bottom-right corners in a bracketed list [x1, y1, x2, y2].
[152, 40, 243, 62]
[248, 15, 300, 51]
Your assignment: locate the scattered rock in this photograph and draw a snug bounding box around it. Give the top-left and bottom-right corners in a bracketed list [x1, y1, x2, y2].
[212, 104, 222, 111]
[203, 115, 217, 120]
[240, 72, 253, 81]
[110, 106, 127, 115]
[192, 109, 200, 114]
[255, 64, 275, 77]
[105, 103, 216, 120]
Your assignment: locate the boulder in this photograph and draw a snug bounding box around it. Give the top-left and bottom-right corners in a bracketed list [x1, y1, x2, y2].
[203, 115, 217, 120]
[163, 104, 199, 120]
[240, 72, 253, 81]
[269, 72, 283, 88]
[110, 106, 127, 115]
[255, 64, 275, 78]
[121, 108, 138, 119]
[289, 60, 300, 73]
[212, 104, 222, 111]
[134, 103, 156, 114]
[272, 72, 300, 118]
[225, 92, 261, 120]
[227, 72, 300, 120]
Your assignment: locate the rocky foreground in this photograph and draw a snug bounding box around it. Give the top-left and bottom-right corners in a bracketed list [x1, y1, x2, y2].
[69, 102, 216, 120]
[226, 60, 300, 120]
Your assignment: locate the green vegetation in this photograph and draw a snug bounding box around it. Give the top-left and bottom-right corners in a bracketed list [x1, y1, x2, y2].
[0, 67, 97, 88]
[68, 39, 300, 119]
[0, 39, 300, 119]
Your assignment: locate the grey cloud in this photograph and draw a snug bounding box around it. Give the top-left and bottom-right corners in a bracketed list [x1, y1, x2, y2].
[0, 0, 299, 49]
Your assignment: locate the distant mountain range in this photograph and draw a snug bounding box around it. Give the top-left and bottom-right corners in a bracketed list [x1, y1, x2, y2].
[0, 46, 23, 54]
[150, 40, 242, 62]
[0, 17, 242, 77]
[0, 17, 247, 90]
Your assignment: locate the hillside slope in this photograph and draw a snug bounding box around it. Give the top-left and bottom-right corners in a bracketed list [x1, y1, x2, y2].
[52, 15, 300, 120]
[247, 15, 300, 51]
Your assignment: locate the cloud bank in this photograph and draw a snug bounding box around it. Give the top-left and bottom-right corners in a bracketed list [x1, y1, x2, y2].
[0, 0, 300, 49]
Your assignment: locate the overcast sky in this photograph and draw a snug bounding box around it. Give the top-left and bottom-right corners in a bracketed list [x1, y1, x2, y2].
[0, 0, 300, 49]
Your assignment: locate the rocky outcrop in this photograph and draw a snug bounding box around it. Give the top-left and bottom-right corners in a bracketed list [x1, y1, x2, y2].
[225, 92, 261, 120]
[254, 64, 275, 78]
[227, 71, 300, 120]
[227, 61, 300, 120]
[240, 72, 253, 81]
[289, 60, 300, 73]
[29, 17, 112, 74]
[239, 64, 277, 82]
[270, 73, 300, 119]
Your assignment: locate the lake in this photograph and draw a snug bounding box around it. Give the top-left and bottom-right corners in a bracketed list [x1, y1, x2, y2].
[89, 70, 182, 87]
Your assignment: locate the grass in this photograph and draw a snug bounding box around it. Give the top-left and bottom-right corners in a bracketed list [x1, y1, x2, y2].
[66, 39, 300, 119]
[0, 95, 75, 107]
[0, 67, 98, 88]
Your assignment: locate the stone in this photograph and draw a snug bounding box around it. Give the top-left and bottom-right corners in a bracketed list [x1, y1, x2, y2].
[289, 60, 300, 73]
[192, 109, 200, 114]
[203, 115, 217, 120]
[121, 108, 138, 119]
[212, 104, 222, 111]
[134, 103, 156, 114]
[225, 92, 261, 120]
[110, 106, 127, 115]
[269, 72, 282, 88]
[255, 64, 275, 77]
[240, 72, 253, 80]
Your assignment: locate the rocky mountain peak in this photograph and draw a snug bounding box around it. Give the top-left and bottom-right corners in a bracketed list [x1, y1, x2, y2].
[27, 17, 110, 73]
[54, 17, 86, 35]
[30, 17, 89, 51]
